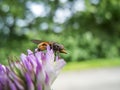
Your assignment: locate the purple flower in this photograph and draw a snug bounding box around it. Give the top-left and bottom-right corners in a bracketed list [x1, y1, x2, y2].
[0, 45, 66, 90]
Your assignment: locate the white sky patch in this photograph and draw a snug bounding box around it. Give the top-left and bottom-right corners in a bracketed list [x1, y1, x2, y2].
[26, 0, 85, 23]
[90, 0, 99, 4]
[53, 8, 72, 24]
[27, 2, 46, 17]
[73, 0, 85, 12]
[59, 0, 68, 3]
[16, 19, 28, 27]
[40, 22, 48, 30]
[53, 26, 62, 33]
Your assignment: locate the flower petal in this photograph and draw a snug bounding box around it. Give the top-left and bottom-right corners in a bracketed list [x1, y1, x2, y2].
[54, 59, 66, 72]
[25, 72, 34, 90]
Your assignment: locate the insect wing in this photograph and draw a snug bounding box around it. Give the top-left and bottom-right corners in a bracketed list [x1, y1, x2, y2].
[31, 40, 44, 44]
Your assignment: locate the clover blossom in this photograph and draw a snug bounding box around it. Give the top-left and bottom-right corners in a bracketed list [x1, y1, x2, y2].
[0, 46, 66, 90]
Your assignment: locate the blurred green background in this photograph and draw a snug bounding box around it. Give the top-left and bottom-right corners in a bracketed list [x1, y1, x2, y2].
[0, 0, 120, 67]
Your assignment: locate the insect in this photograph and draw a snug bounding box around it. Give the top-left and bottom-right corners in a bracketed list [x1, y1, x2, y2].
[31, 40, 67, 54]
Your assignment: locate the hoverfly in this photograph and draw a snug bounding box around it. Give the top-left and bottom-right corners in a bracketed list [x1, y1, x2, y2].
[31, 40, 67, 54]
